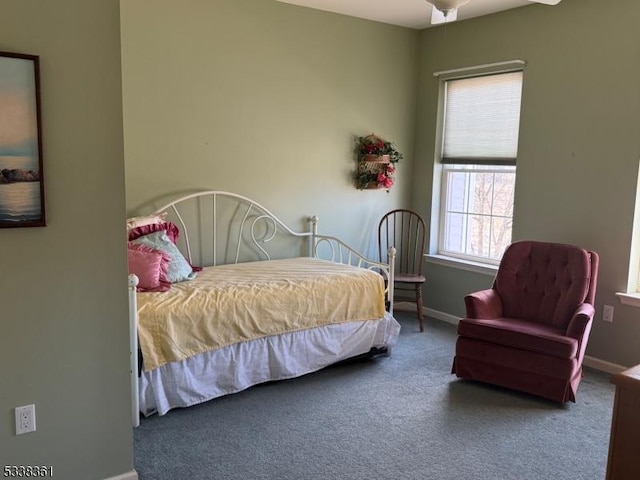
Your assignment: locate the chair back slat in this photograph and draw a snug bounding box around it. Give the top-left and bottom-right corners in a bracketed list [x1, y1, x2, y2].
[378, 209, 426, 276]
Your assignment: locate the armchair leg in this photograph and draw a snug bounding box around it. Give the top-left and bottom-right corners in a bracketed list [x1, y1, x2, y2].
[416, 284, 424, 332]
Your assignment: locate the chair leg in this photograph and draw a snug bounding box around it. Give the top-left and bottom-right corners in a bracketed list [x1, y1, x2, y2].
[416, 284, 424, 332]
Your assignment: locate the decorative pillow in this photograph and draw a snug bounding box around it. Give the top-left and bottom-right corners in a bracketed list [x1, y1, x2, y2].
[128, 221, 202, 272]
[128, 221, 180, 244]
[127, 242, 171, 292]
[132, 230, 197, 283]
[126, 212, 168, 231]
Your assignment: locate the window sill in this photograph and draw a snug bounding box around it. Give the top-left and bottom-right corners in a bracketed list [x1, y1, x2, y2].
[424, 254, 498, 276]
[616, 292, 640, 308]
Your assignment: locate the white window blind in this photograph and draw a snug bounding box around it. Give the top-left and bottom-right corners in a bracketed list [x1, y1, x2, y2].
[443, 71, 523, 165]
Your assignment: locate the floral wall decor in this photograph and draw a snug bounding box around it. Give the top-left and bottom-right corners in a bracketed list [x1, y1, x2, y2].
[355, 134, 402, 190]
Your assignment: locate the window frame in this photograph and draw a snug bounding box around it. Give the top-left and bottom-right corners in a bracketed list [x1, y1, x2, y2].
[616, 161, 640, 307]
[432, 62, 525, 267]
[438, 163, 516, 266]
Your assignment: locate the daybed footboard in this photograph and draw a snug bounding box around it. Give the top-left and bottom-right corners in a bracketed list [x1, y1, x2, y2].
[310, 215, 395, 314]
[128, 273, 140, 428]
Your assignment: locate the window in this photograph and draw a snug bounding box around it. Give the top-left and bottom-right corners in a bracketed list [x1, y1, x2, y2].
[616, 161, 640, 307]
[436, 69, 523, 265]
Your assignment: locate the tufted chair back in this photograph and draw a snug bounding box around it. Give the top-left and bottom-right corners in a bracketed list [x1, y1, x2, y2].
[493, 241, 598, 329]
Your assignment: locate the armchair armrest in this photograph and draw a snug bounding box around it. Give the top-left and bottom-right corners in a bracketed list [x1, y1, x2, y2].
[565, 303, 595, 340]
[464, 289, 503, 319]
[565, 303, 595, 362]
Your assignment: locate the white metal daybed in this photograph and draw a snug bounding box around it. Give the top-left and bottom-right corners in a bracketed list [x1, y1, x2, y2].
[127, 191, 399, 423]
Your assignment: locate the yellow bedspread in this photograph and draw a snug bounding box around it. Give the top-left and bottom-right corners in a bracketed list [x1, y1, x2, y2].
[137, 257, 386, 371]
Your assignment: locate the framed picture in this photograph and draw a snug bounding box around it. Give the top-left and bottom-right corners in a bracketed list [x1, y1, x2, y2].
[0, 51, 45, 228]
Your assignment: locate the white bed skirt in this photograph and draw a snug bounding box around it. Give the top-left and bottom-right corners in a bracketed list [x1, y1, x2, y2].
[139, 312, 400, 416]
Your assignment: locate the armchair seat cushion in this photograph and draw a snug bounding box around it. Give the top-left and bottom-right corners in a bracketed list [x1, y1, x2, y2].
[455, 337, 578, 380]
[458, 317, 579, 359]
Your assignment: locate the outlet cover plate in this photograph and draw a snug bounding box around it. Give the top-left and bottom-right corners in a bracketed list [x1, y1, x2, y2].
[15, 404, 36, 435]
[603, 305, 614, 323]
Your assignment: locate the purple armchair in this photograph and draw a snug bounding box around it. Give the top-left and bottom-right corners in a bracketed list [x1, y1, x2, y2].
[451, 240, 599, 403]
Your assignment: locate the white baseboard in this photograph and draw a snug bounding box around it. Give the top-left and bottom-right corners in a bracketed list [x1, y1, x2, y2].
[395, 303, 461, 326]
[583, 356, 626, 374]
[423, 307, 460, 326]
[104, 470, 138, 480]
[423, 306, 628, 374]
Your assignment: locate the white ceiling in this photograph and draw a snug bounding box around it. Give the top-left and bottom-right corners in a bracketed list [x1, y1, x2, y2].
[276, 0, 541, 30]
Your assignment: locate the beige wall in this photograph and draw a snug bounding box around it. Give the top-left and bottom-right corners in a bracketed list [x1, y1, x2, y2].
[413, 0, 640, 367]
[121, 0, 419, 258]
[0, 1, 133, 479]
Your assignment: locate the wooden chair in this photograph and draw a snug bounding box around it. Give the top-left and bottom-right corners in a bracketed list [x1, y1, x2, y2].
[378, 209, 427, 332]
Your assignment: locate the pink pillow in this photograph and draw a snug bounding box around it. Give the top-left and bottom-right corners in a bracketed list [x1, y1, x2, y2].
[128, 221, 203, 273]
[127, 242, 171, 292]
[128, 221, 180, 244]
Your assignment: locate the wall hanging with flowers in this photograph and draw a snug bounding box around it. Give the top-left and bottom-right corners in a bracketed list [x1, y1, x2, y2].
[355, 134, 403, 190]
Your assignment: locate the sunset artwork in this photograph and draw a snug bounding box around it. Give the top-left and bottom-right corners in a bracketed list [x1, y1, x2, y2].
[0, 51, 45, 228]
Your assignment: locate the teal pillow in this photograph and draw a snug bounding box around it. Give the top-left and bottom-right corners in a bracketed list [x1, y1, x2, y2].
[132, 230, 196, 283]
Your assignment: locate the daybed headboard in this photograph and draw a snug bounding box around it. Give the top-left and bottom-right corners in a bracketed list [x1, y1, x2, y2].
[150, 190, 310, 266]
[143, 190, 395, 303]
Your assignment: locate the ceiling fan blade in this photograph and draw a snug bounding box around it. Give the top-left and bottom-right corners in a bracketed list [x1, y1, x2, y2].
[426, 1, 469, 25]
[527, 0, 562, 5]
[431, 6, 458, 25]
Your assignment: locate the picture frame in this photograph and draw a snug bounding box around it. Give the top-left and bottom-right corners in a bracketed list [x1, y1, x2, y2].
[0, 51, 45, 228]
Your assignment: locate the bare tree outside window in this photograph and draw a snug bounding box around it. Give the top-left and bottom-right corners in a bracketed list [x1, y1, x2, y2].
[442, 166, 515, 263]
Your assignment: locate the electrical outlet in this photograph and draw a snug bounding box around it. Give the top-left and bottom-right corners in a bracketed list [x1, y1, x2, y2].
[603, 305, 614, 323]
[15, 404, 36, 435]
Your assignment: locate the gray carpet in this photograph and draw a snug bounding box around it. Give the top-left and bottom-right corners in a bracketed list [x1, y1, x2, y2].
[134, 312, 616, 480]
